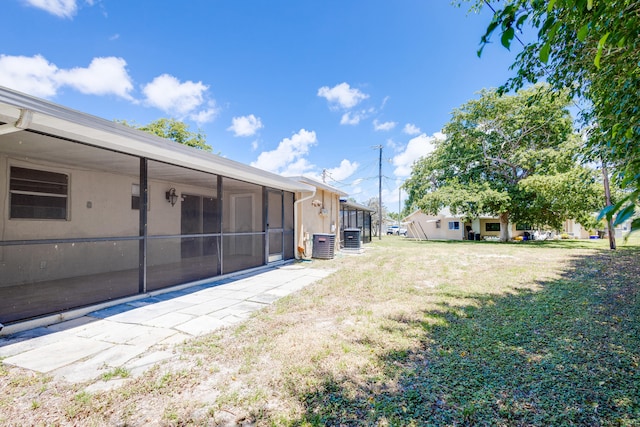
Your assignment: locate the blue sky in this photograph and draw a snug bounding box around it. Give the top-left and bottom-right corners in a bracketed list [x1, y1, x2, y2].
[0, 0, 521, 212]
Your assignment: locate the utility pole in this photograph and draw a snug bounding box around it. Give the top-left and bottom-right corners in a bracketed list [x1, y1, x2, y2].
[374, 145, 383, 240]
[321, 168, 327, 183]
[398, 186, 401, 228]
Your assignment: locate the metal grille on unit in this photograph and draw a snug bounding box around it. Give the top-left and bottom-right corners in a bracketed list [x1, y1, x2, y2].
[343, 228, 361, 250]
[312, 233, 336, 259]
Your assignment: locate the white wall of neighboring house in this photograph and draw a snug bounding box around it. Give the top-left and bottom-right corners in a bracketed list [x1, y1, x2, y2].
[403, 210, 465, 240]
[404, 209, 605, 241]
[562, 219, 592, 239]
[477, 218, 510, 240]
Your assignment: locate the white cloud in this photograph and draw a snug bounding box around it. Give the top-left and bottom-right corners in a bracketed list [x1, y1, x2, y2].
[0, 54, 133, 100]
[0, 54, 218, 124]
[281, 158, 316, 177]
[325, 159, 359, 181]
[403, 123, 421, 135]
[307, 159, 360, 183]
[382, 185, 407, 214]
[251, 129, 317, 174]
[0, 54, 59, 97]
[340, 111, 362, 125]
[24, 0, 77, 18]
[317, 82, 369, 110]
[386, 138, 402, 152]
[340, 108, 374, 126]
[227, 114, 263, 137]
[142, 74, 218, 123]
[350, 185, 363, 197]
[251, 140, 259, 151]
[373, 119, 397, 131]
[56, 57, 133, 99]
[190, 104, 219, 125]
[392, 132, 444, 177]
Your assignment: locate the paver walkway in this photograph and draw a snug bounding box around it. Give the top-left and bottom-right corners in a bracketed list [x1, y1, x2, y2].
[0, 264, 332, 388]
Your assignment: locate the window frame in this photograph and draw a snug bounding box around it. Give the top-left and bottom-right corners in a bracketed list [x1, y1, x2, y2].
[448, 221, 460, 230]
[485, 222, 501, 232]
[9, 166, 69, 220]
[131, 183, 141, 210]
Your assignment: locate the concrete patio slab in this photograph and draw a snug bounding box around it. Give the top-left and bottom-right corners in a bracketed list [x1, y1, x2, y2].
[177, 298, 242, 316]
[50, 343, 150, 383]
[0, 264, 334, 384]
[3, 336, 114, 373]
[174, 315, 228, 336]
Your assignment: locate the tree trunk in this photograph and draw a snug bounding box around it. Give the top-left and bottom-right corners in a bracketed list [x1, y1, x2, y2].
[602, 161, 616, 250]
[499, 212, 510, 242]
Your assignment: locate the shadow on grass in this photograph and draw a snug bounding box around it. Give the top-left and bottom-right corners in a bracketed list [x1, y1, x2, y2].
[288, 247, 640, 426]
[405, 237, 616, 250]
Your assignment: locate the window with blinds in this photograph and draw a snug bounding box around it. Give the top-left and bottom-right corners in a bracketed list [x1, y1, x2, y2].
[9, 166, 69, 220]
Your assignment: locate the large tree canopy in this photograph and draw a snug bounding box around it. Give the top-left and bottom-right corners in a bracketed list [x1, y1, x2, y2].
[119, 118, 212, 152]
[467, 0, 639, 232]
[404, 85, 602, 241]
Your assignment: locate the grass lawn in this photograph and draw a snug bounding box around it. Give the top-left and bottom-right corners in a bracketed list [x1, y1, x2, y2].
[1, 235, 639, 426]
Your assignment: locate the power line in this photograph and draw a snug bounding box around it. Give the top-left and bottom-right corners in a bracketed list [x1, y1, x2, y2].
[482, 0, 526, 48]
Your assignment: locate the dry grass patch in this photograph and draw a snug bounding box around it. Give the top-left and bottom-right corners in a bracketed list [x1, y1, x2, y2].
[1, 236, 638, 426]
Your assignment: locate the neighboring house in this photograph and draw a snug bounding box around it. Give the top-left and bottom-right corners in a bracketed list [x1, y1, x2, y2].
[561, 219, 592, 239]
[403, 208, 467, 240]
[563, 217, 633, 239]
[339, 200, 374, 246]
[288, 176, 347, 258]
[404, 208, 599, 241]
[614, 218, 634, 238]
[0, 86, 315, 328]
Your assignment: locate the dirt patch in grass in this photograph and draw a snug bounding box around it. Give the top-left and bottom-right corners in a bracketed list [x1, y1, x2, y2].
[1, 237, 639, 426]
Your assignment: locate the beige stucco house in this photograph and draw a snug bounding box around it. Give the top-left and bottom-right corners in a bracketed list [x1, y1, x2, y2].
[0, 86, 316, 330]
[404, 208, 601, 241]
[403, 208, 467, 240]
[289, 176, 347, 258]
[561, 219, 592, 239]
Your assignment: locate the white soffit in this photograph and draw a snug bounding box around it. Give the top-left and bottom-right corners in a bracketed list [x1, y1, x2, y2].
[0, 87, 314, 194]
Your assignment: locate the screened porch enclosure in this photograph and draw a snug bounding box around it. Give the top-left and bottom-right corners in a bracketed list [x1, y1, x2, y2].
[0, 129, 295, 325]
[339, 200, 373, 245]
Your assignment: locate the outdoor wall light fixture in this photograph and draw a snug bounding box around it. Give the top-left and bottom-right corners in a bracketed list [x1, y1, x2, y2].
[165, 188, 178, 206]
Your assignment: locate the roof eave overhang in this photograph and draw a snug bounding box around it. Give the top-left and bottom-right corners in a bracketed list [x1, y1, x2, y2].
[286, 175, 348, 197]
[0, 87, 314, 194]
[339, 200, 375, 212]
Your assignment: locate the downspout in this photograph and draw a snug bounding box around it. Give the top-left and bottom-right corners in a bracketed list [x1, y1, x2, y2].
[294, 188, 316, 259]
